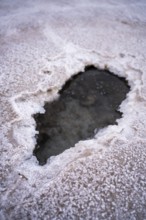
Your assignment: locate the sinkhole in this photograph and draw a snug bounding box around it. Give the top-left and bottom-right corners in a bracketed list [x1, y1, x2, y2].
[33, 66, 130, 165]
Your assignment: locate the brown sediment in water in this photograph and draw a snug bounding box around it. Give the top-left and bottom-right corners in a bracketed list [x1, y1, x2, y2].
[33, 66, 130, 165]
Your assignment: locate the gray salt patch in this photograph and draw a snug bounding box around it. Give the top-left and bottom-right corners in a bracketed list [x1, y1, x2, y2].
[34, 66, 129, 165]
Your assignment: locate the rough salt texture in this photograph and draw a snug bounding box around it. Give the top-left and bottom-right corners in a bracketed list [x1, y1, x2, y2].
[0, 0, 146, 219]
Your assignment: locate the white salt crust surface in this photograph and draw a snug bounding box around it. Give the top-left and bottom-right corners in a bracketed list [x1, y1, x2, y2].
[0, 0, 146, 219]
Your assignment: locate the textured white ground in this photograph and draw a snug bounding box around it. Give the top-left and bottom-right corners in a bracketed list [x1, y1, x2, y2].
[0, 0, 146, 219]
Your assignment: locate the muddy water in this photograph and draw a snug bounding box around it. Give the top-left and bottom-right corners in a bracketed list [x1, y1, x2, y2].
[34, 67, 129, 165]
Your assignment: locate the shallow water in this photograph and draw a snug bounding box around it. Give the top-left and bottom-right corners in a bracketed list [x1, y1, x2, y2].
[34, 67, 129, 165]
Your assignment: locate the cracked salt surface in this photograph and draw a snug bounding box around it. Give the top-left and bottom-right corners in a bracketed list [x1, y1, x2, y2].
[0, 0, 146, 219]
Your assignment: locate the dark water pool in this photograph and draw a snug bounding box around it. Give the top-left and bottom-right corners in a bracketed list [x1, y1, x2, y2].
[34, 66, 129, 165]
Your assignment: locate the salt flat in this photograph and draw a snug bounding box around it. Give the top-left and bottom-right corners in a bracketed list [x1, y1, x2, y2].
[0, 0, 146, 219]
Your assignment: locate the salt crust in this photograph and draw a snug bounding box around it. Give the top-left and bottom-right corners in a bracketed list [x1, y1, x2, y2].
[0, 0, 146, 219]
